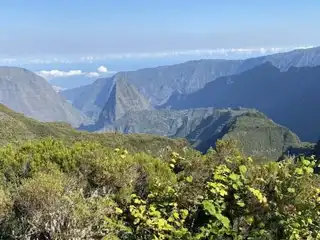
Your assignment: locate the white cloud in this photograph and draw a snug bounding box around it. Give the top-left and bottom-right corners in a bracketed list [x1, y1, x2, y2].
[36, 67, 116, 80]
[37, 69, 83, 79]
[97, 65, 108, 73]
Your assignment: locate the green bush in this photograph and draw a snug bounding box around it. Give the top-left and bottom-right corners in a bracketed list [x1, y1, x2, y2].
[0, 138, 320, 239]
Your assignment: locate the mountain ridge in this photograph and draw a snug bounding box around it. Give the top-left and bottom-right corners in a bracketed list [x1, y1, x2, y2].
[61, 46, 320, 120]
[162, 62, 320, 142]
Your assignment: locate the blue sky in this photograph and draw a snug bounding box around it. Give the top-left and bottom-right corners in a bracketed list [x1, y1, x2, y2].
[1, 0, 319, 55]
[1, 1, 319, 89]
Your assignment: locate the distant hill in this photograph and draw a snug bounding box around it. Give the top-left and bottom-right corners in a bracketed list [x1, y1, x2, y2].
[0, 104, 187, 155]
[61, 47, 320, 119]
[95, 108, 302, 160]
[0, 66, 85, 126]
[161, 63, 320, 142]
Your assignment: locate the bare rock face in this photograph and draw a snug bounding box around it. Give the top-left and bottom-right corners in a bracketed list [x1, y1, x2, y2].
[0, 66, 85, 126]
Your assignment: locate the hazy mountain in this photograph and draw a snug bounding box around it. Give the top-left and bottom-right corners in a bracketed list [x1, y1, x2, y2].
[98, 108, 301, 160]
[82, 76, 152, 131]
[0, 66, 85, 126]
[61, 47, 320, 118]
[162, 63, 320, 142]
[61, 77, 115, 120]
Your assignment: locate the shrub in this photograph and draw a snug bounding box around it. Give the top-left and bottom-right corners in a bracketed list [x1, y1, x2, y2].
[0, 138, 319, 239]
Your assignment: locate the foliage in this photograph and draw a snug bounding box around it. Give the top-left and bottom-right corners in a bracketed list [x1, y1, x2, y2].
[0, 138, 320, 239]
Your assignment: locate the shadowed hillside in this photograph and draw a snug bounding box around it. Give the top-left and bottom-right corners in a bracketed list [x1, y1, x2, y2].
[162, 63, 320, 142]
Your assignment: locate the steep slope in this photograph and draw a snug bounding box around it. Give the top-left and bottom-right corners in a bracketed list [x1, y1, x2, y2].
[61, 77, 115, 120]
[0, 104, 187, 154]
[162, 63, 320, 142]
[102, 108, 302, 160]
[0, 66, 84, 126]
[85, 76, 152, 131]
[61, 46, 320, 117]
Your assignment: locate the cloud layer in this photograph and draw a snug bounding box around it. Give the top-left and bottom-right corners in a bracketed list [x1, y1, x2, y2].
[37, 65, 114, 79]
[1, 46, 314, 65]
[38, 70, 83, 78]
[76, 45, 315, 61]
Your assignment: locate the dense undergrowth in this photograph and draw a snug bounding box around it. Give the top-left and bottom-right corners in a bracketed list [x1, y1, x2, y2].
[0, 138, 319, 239]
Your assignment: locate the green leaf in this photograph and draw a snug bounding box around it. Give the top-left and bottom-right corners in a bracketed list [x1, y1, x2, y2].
[232, 183, 239, 190]
[133, 218, 140, 225]
[287, 187, 295, 193]
[229, 173, 240, 181]
[186, 176, 193, 183]
[115, 207, 123, 214]
[203, 200, 216, 215]
[239, 165, 247, 175]
[302, 159, 311, 166]
[217, 214, 230, 229]
[305, 167, 314, 174]
[218, 188, 228, 196]
[173, 212, 179, 219]
[237, 200, 245, 207]
[294, 168, 304, 175]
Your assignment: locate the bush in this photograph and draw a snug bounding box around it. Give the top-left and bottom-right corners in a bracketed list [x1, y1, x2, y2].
[0, 138, 320, 239]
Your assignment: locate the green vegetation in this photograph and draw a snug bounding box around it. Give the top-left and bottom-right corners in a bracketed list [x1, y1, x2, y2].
[0, 104, 187, 156]
[0, 138, 319, 239]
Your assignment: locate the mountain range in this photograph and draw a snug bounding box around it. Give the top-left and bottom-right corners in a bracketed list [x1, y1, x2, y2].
[161, 63, 320, 142]
[1, 47, 320, 160]
[61, 46, 320, 119]
[61, 46, 320, 144]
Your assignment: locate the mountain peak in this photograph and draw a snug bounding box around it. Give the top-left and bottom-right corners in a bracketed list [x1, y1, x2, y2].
[94, 76, 152, 129]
